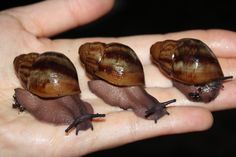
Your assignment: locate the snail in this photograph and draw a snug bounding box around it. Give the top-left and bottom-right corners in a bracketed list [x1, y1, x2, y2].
[13, 52, 105, 135]
[79, 42, 176, 122]
[150, 38, 233, 102]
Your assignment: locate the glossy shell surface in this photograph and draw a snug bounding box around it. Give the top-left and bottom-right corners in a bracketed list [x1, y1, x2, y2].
[150, 38, 224, 85]
[14, 52, 80, 98]
[79, 42, 145, 86]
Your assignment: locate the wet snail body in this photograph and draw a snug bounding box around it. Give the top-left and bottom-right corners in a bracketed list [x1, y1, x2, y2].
[79, 42, 176, 122]
[150, 38, 233, 102]
[13, 52, 104, 135]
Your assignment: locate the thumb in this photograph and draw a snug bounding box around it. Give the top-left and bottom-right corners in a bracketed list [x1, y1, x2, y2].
[3, 0, 114, 37]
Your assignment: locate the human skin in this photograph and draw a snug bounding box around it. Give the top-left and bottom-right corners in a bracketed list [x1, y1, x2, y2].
[0, 0, 236, 156]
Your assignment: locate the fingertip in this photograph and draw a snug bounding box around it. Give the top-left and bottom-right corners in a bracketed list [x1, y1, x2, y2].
[164, 29, 236, 57]
[167, 106, 213, 133]
[3, 0, 115, 37]
[68, 0, 115, 26]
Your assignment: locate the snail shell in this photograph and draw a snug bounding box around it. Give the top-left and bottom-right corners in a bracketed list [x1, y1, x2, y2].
[79, 42, 145, 86]
[150, 38, 232, 102]
[150, 38, 224, 85]
[14, 52, 80, 98]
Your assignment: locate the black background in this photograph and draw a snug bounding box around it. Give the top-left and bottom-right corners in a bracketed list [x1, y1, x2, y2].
[1, 0, 236, 155]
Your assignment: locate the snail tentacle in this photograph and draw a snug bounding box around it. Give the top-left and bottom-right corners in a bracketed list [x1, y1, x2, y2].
[65, 113, 105, 135]
[145, 99, 175, 122]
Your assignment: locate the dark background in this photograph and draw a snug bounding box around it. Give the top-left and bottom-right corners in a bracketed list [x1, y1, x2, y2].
[1, 0, 236, 155]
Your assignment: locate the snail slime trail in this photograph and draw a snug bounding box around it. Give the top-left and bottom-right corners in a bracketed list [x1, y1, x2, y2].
[150, 38, 233, 102]
[79, 42, 176, 122]
[13, 52, 105, 135]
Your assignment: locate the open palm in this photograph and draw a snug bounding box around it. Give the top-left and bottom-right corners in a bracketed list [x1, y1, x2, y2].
[0, 0, 236, 156]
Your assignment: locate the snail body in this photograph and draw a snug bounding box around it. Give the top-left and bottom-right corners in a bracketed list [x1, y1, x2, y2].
[150, 38, 233, 102]
[13, 52, 105, 135]
[79, 42, 176, 122]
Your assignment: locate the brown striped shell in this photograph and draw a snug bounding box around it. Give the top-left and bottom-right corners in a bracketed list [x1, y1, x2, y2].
[150, 38, 224, 85]
[13, 52, 80, 98]
[79, 42, 145, 86]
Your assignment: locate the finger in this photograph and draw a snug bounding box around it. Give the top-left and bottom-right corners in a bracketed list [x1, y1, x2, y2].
[146, 80, 236, 111]
[119, 29, 236, 61]
[50, 29, 236, 65]
[3, 0, 114, 37]
[1, 106, 212, 156]
[68, 107, 213, 155]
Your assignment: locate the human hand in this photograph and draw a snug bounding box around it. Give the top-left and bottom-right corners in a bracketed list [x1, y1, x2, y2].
[0, 0, 235, 156]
